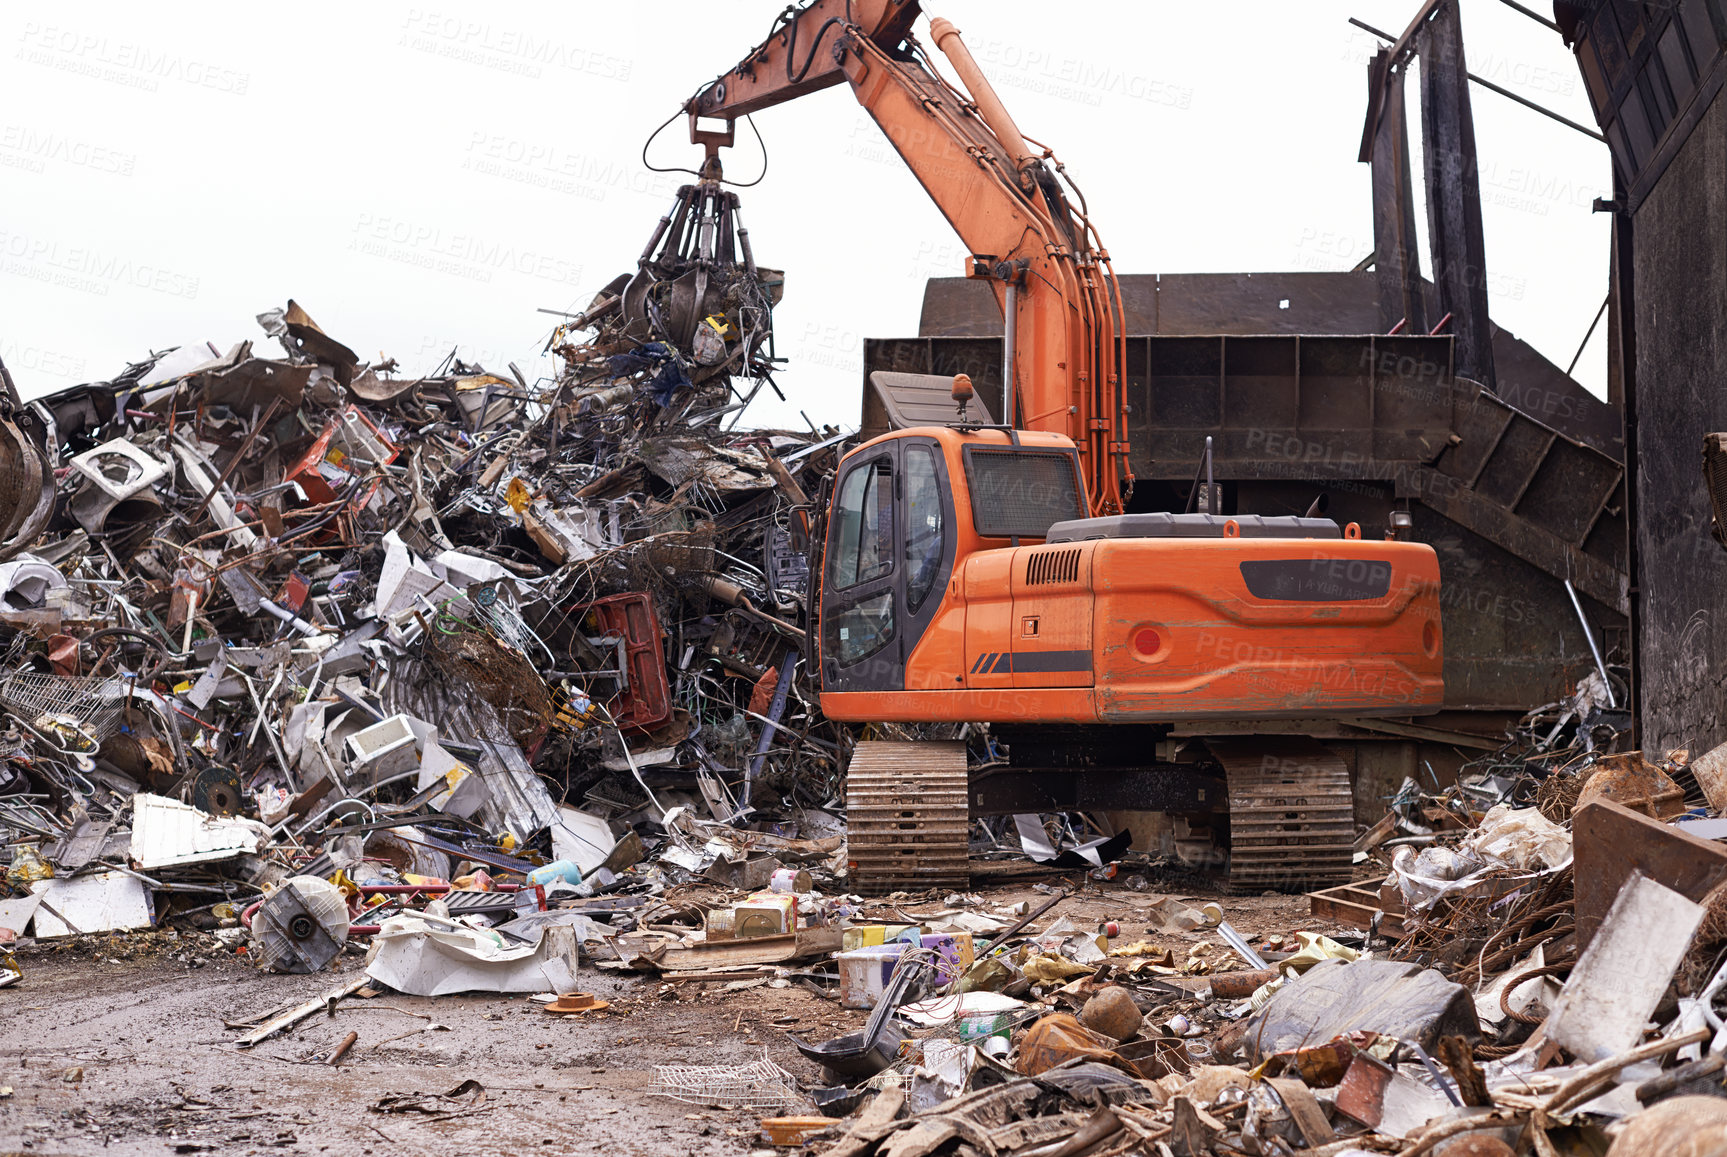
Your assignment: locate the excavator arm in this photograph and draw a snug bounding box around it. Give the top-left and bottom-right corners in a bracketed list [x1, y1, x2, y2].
[685, 0, 1132, 514]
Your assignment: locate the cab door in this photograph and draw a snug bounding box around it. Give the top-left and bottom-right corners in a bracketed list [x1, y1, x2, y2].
[819, 436, 956, 694]
[822, 449, 900, 693]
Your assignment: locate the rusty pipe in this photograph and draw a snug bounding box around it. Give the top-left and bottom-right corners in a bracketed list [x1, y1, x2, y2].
[926, 18, 1035, 174]
[1208, 969, 1279, 999]
[327, 1031, 359, 1065]
[700, 573, 804, 637]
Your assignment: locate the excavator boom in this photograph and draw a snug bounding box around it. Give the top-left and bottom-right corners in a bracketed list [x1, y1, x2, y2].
[685, 0, 1131, 514]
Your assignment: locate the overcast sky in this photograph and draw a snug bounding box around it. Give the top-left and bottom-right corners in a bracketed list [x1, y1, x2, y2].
[1, 1, 1611, 430]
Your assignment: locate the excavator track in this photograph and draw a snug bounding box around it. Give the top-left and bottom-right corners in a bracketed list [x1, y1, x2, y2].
[845, 740, 971, 896]
[1209, 737, 1355, 892]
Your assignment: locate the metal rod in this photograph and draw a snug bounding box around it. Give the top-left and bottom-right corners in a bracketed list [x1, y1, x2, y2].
[1206, 434, 1217, 514]
[1566, 295, 1611, 376]
[327, 1031, 359, 1065]
[1564, 578, 1617, 708]
[237, 668, 297, 785]
[1349, 16, 1604, 142]
[1467, 70, 1604, 141]
[1185, 436, 1214, 514]
[183, 398, 282, 523]
[1493, 0, 1559, 32]
[1217, 919, 1269, 970]
[1003, 283, 1018, 427]
[979, 888, 1068, 955]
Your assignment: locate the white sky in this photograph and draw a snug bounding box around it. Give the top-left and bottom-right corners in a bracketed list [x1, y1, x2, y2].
[0, 1, 1612, 430]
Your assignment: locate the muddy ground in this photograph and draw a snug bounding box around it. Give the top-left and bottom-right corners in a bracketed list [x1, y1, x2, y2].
[0, 880, 1333, 1157]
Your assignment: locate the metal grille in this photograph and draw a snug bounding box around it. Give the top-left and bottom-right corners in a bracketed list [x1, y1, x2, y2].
[0, 669, 129, 744]
[1025, 547, 1081, 585]
[652, 1056, 804, 1110]
[964, 449, 1082, 539]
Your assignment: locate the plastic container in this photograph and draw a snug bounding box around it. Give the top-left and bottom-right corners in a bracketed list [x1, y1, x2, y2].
[768, 867, 813, 893]
[919, 932, 975, 983]
[956, 1010, 1011, 1043]
[840, 924, 920, 952]
[733, 892, 796, 938]
[838, 945, 905, 1009]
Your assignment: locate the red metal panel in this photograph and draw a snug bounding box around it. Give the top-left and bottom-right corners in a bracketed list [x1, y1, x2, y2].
[572, 592, 672, 734]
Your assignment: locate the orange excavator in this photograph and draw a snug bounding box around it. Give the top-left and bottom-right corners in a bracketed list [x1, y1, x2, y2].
[681, 0, 1444, 892]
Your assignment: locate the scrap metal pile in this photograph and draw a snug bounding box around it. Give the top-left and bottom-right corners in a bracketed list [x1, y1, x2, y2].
[649, 701, 1727, 1157]
[0, 193, 859, 969]
[0, 204, 1722, 1157]
[4, 275, 1726, 1150]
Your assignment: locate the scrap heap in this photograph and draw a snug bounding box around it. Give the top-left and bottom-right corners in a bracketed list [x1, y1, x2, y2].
[643, 698, 1727, 1157]
[6, 281, 1727, 1153]
[0, 196, 852, 955]
[3, 233, 1726, 1157]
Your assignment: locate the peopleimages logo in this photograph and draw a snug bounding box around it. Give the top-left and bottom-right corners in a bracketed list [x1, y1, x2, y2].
[461, 132, 680, 205]
[15, 24, 250, 95]
[349, 214, 584, 287]
[0, 338, 86, 382]
[0, 125, 136, 177]
[966, 38, 1194, 110]
[398, 11, 633, 83]
[0, 229, 200, 300]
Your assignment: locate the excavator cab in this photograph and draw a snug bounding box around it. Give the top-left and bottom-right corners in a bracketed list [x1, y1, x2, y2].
[818, 424, 1445, 723]
[819, 426, 1083, 696]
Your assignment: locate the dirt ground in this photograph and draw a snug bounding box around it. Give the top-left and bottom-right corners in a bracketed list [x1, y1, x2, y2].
[0, 879, 1334, 1157]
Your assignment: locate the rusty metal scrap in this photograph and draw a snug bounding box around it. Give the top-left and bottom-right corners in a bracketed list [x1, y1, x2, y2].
[0, 256, 847, 956]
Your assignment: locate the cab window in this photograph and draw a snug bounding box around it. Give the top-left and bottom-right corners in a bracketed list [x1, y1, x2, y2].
[829, 592, 895, 666]
[903, 445, 944, 613]
[828, 457, 894, 589]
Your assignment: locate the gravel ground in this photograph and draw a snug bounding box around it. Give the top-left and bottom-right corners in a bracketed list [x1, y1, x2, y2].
[0, 878, 1331, 1157]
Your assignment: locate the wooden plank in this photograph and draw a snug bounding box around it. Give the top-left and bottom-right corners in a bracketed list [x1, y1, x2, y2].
[651, 927, 842, 972]
[237, 976, 369, 1048]
[822, 1086, 907, 1157]
[1574, 798, 1727, 948]
[1267, 1077, 1337, 1146]
[1309, 882, 1406, 938]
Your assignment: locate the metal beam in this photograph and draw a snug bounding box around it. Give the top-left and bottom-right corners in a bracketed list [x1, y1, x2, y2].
[1418, 1, 1497, 391]
[1351, 16, 1605, 143]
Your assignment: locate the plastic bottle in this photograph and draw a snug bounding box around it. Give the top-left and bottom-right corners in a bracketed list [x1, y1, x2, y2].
[526, 859, 583, 888]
